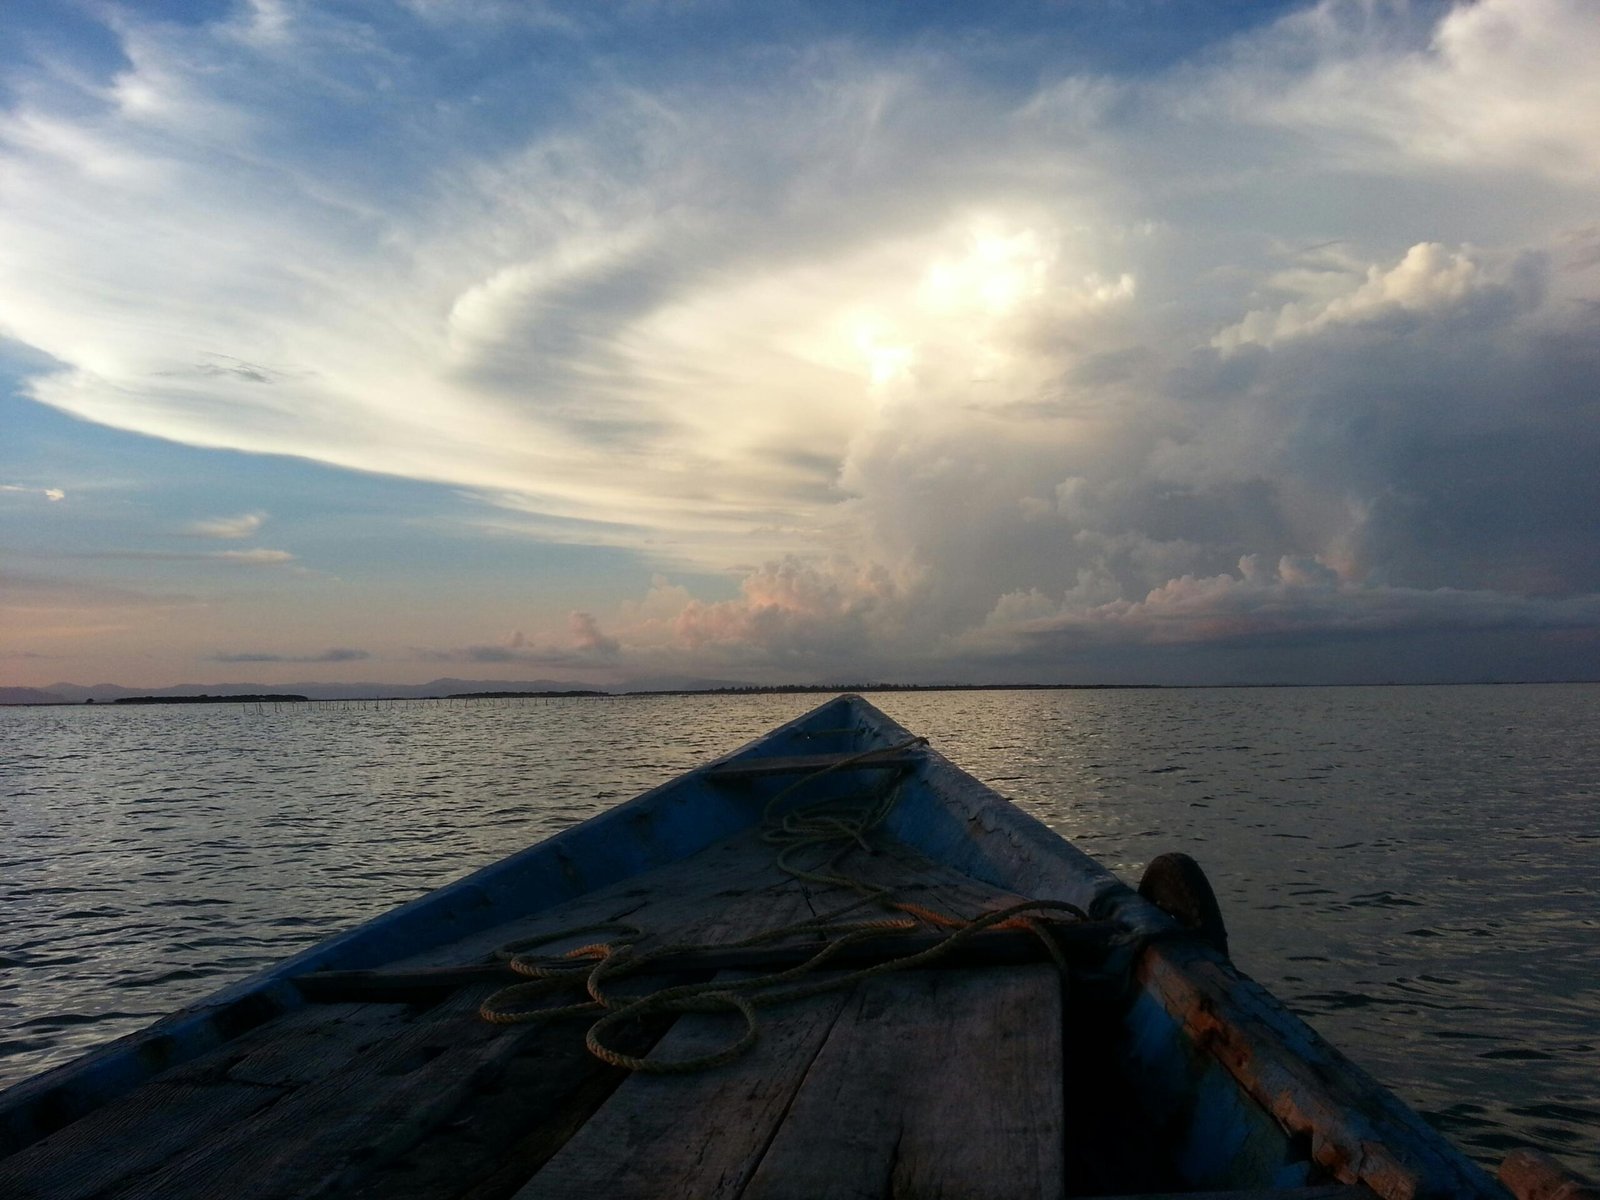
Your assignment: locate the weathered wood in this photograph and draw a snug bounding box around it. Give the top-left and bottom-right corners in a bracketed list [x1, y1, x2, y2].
[508, 879, 845, 1199]
[111, 987, 525, 1199]
[1499, 1148, 1600, 1200]
[107, 860, 830, 1199]
[337, 1003, 682, 1200]
[0, 1080, 279, 1200]
[1076, 1188, 1374, 1200]
[293, 920, 1116, 1002]
[294, 962, 515, 999]
[704, 748, 920, 780]
[299, 803, 1030, 1002]
[283, 829, 818, 1004]
[0, 985, 294, 1160]
[376, 824, 812, 976]
[0, 1001, 416, 1199]
[826, 836, 1040, 916]
[514, 972, 854, 1200]
[1136, 940, 1503, 1200]
[740, 965, 1065, 1200]
[208, 1001, 420, 1089]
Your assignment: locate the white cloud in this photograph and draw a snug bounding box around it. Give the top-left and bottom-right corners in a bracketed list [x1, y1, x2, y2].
[1212, 242, 1520, 352]
[1, 483, 66, 501]
[1223, 0, 1600, 183]
[212, 548, 294, 564]
[185, 511, 267, 539]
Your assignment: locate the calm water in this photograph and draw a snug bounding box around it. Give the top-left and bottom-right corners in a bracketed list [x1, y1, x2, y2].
[1, 686, 1596, 1177]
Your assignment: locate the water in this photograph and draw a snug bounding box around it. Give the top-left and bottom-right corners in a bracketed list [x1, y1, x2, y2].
[1, 686, 1595, 1177]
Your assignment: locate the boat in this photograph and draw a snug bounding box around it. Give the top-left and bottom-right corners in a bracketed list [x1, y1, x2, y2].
[0, 694, 1588, 1199]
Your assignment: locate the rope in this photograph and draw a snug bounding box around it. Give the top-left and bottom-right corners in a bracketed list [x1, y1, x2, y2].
[478, 735, 1088, 1073]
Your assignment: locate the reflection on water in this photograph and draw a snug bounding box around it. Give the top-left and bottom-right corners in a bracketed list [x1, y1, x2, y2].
[1, 685, 1596, 1176]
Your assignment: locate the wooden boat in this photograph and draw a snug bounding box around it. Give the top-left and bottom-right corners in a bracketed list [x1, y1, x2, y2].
[0, 694, 1587, 1199]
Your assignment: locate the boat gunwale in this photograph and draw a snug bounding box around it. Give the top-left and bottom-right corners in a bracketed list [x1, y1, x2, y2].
[856, 702, 1511, 1200]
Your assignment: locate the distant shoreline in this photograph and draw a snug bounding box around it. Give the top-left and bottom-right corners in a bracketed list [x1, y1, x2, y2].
[109, 694, 312, 705]
[5, 678, 1596, 706]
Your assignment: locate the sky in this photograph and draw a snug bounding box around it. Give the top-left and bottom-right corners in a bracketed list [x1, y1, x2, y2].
[3, 0, 1600, 690]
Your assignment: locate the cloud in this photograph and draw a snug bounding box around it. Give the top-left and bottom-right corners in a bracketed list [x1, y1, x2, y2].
[210, 548, 294, 564]
[210, 647, 369, 663]
[429, 611, 622, 666]
[967, 556, 1600, 654]
[568, 611, 619, 656]
[1, 483, 65, 501]
[0, 2, 1141, 567]
[666, 558, 901, 659]
[1212, 242, 1539, 353]
[1, 571, 196, 610]
[56, 548, 297, 565]
[1212, 0, 1600, 183]
[185, 511, 267, 539]
[3, 0, 1600, 681]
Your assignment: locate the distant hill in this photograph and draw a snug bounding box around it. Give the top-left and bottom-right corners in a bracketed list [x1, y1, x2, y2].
[10, 675, 1167, 705]
[0, 686, 66, 705]
[34, 677, 596, 703]
[21, 674, 781, 703]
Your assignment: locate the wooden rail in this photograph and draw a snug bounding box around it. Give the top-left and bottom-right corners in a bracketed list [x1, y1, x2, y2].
[705, 749, 922, 780]
[291, 920, 1119, 1003]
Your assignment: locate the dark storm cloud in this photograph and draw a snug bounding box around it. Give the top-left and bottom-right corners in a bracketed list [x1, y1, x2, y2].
[212, 648, 370, 664]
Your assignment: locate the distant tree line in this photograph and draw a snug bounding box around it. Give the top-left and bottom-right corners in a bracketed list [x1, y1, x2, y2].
[444, 690, 610, 699]
[112, 694, 309, 704]
[624, 683, 1164, 696]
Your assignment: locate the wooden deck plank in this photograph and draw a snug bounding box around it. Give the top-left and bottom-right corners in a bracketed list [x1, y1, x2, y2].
[1076, 1189, 1372, 1200]
[369, 815, 1032, 987]
[109, 986, 526, 1200]
[704, 749, 921, 780]
[335, 1000, 682, 1200]
[830, 838, 1037, 916]
[294, 921, 1121, 1003]
[501, 836, 1051, 1200]
[506, 872, 840, 1200]
[209, 1000, 420, 1089]
[740, 964, 1066, 1200]
[512, 973, 854, 1200]
[0, 1080, 279, 1200]
[379, 825, 814, 975]
[343, 870, 836, 1200]
[0, 1001, 417, 1200]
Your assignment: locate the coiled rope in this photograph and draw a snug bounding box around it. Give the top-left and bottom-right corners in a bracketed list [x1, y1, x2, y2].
[478, 736, 1087, 1073]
